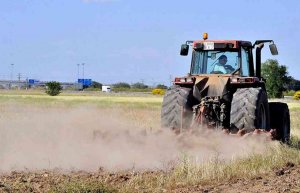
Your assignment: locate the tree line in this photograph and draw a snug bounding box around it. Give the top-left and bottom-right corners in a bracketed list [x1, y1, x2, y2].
[79, 81, 168, 91]
[262, 59, 300, 98]
[112, 82, 168, 89]
[45, 81, 168, 96]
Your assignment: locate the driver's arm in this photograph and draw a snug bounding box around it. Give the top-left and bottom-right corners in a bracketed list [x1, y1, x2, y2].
[214, 65, 227, 74]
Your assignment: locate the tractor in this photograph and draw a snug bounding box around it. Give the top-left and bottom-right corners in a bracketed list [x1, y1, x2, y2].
[161, 33, 290, 143]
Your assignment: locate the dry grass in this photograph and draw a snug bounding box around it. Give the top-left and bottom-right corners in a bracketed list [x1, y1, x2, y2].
[0, 91, 162, 110]
[290, 109, 300, 139]
[49, 181, 116, 193]
[1, 92, 300, 192]
[120, 143, 300, 192]
[120, 99, 300, 192]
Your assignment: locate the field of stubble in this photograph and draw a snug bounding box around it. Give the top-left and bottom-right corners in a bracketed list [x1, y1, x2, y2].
[0, 90, 300, 193]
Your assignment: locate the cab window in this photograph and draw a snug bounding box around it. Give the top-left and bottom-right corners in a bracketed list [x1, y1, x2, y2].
[190, 50, 238, 74]
[241, 47, 250, 76]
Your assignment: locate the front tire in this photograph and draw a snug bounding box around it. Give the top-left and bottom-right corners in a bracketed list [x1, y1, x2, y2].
[269, 102, 290, 143]
[230, 88, 270, 131]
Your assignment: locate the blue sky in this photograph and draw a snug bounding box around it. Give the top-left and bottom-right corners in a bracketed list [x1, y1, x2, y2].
[0, 0, 299, 86]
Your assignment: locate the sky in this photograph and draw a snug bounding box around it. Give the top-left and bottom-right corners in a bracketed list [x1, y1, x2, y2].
[0, 0, 299, 86]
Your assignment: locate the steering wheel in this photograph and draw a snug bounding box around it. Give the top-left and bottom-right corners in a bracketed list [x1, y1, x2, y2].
[224, 65, 235, 73]
[210, 71, 224, 74]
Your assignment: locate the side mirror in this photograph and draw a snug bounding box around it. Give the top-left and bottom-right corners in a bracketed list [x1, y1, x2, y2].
[180, 44, 189, 56]
[269, 43, 278, 55]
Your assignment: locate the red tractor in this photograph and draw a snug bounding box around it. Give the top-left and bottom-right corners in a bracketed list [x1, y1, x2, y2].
[161, 33, 290, 142]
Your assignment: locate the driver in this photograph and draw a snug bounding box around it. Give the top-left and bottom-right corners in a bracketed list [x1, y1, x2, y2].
[213, 55, 234, 74]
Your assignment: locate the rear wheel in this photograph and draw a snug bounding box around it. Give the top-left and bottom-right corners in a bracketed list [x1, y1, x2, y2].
[269, 102, 290, 143]
[161, 85, 193, 131]
[230, 88, 270, 131]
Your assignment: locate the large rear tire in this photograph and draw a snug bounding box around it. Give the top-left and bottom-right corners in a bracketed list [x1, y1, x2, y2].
[230, 88, 270, 131]
[269, 102, 290, 143]
[161, 85, 193, 131]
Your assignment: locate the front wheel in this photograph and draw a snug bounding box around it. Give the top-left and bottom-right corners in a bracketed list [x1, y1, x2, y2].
[269, 102, 290, 143]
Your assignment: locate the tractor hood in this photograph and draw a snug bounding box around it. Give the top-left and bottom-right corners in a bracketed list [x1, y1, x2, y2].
[193, 75, 230, 100]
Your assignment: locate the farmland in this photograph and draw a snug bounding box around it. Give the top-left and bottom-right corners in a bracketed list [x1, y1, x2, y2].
[0, 90, 300, 192]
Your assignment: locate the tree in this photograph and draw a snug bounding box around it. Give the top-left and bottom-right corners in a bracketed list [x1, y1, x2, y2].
[156, 84, 168, 89]
[91, 81, 103, 89]
[45, 81, 62, 96]
[287, 76, 300, 91]
[131, 82, 148, 89]
[261, 59, 290, 98]
[113, 82, 131, 88]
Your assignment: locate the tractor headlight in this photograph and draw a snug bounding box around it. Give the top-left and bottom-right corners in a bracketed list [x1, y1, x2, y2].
[180, 78, 186, 83]
[186, 77, 193, 82]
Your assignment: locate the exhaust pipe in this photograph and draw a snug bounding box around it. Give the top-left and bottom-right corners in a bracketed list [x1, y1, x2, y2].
[255, 43, 264, 79]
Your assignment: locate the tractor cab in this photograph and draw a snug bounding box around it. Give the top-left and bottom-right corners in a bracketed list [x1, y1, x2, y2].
[179, 33, 278, 79]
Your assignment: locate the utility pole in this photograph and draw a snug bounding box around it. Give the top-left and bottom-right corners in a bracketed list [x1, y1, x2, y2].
[17, 73, 21, 81]
[10, 64, 14, 89]
[26, 77, 28, 90]
[82, 63, 85, 90]
[82, 63, 85, 80]
[10, 64, 14, 81]
[17, 73, 21, 90]
[77, 63, 80, 81]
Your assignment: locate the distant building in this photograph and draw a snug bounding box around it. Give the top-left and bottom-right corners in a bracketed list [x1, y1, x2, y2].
[102, 85, 111, 92]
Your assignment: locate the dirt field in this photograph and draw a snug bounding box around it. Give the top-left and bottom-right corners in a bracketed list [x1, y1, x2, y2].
[0, 91, 300, 192]
[1, 162, 299, 192]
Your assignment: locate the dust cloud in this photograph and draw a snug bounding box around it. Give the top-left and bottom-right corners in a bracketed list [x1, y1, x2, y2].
[0, 104, 274, 173]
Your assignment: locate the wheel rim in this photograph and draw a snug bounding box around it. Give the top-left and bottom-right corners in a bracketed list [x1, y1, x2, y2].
[259, 104, 266, 129]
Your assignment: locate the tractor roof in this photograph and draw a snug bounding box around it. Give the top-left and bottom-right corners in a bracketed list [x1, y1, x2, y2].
[192, 40, 252, 49]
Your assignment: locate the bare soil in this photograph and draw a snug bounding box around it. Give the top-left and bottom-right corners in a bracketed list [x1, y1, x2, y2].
[0, 162, 299, 192]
